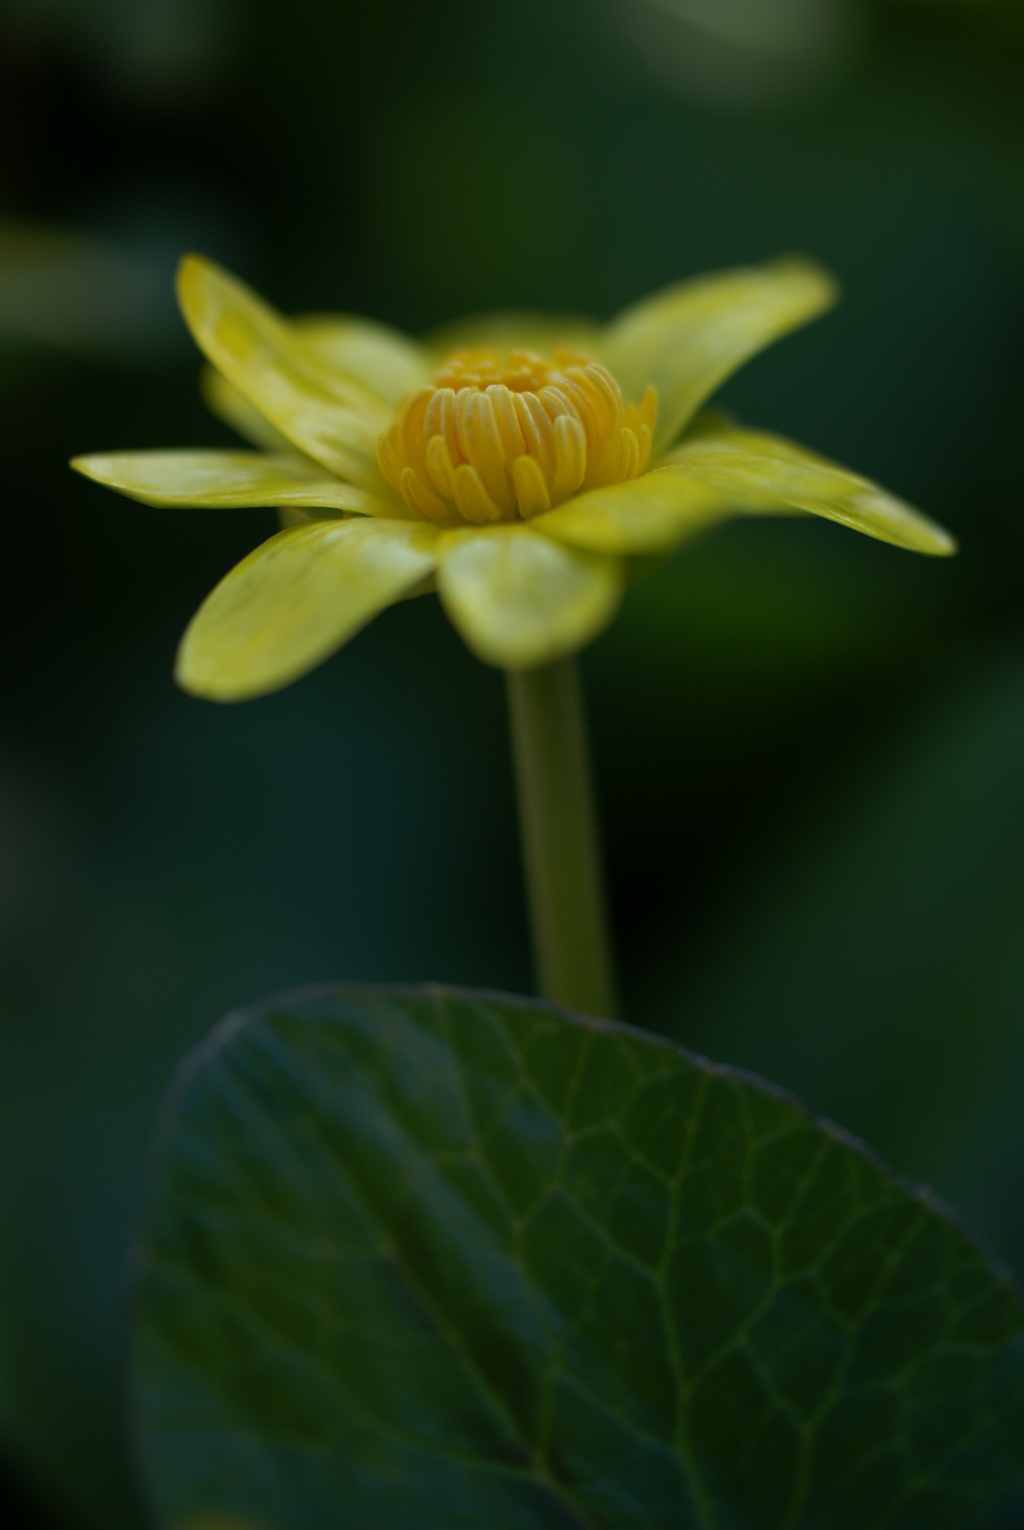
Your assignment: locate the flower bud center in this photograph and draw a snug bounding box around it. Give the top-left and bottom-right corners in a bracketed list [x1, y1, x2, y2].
[378, 347, 657, 526]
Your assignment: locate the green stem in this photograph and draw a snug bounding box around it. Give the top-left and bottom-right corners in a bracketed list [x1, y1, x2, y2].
[505, 657, 617, 1017]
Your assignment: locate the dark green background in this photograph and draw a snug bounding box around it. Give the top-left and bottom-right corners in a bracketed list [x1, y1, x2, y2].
[2, 0, 1024, 1526]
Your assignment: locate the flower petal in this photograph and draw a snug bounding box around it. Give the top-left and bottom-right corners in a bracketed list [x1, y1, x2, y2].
[176, 518, 440, 701]
[601, 258, 839, 454]
[535, 468, 726, 555]
[297, 315, 431, 404]
[71, 449, 397, 515]
[667, 426, 956, 555]
[425, 311, 600, 362]
[437, 525, 621, 670]
[177, 255, 390, 486]
[201, 367, 305, 456]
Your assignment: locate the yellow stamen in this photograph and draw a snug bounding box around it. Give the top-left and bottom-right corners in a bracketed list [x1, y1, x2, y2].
[378, 347, 658, 525]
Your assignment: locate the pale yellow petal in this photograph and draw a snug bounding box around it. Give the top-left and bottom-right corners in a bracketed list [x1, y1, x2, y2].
[177, 255, 389, 487]
[296, 315, 431, 404]
[176, 518, 440, 701]
[601, 258, 839, 454]
[535, 467, 726, 555]
[666, 426, 956, 555]
[664, 421, 833, 470]
[201, 366, 304, 457]
[425, 311, 600, 363]
[71, 449, 396, 516]
[437, 525, 621, 670]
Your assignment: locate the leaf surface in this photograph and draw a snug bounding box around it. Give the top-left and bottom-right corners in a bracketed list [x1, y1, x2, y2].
[132, 985, 1024, 1530]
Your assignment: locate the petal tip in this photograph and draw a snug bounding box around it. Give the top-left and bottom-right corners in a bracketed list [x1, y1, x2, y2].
[176, 250, 212, 288]
[176, 252, 234, 331]
[928, 528, 958, 557]
[774, 253, 841, 297]
[774, 261, 841, 329]
[69, 453, 107, 484]
[175, 251, 203, 300]
[173, 647, 258, 705]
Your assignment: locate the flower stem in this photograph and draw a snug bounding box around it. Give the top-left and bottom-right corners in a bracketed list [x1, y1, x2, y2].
[505, 657, 617, 1017]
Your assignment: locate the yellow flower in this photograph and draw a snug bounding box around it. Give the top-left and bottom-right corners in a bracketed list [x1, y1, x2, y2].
[72, 255, 954, 701]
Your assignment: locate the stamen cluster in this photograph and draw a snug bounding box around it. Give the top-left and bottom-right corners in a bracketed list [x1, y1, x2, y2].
[378, 348, 658, 525]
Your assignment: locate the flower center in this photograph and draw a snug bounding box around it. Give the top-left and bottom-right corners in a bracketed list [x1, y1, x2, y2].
[377, 348, 658, 525]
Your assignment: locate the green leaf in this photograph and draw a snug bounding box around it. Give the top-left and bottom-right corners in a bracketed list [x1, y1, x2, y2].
[132, 985, 1024, 1530]
[640, 654, 1024, 1277]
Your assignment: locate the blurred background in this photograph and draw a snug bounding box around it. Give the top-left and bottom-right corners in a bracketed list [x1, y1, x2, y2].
[2, 0, 1024, 1523]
